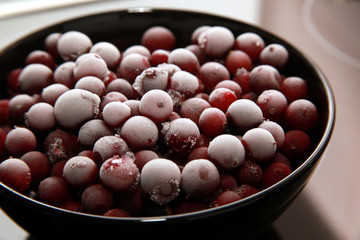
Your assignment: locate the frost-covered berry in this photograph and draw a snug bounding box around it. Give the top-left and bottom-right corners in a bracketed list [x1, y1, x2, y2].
[162, 118, 200, 154]
[93, 135, 130, 162]
[242, 128, 277, 163]
[208, 134, 245, 170]
[0, 158, 31, 193]
[5, 127, 37, 156]
[63, 156, 98, 189]
[54, 89, 100, 130]
[181, 159, 220, 198]
[226, 99, 263, 133]
[140, 158, 181, 204]
[100, 155, 140, 192]
[120, 116, 159, 151]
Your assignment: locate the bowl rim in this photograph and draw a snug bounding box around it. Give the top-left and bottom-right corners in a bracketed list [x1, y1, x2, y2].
[0, 7, 336, 223]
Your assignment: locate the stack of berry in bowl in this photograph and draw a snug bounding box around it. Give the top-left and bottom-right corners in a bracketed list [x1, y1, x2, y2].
[0, 8, 335, 239]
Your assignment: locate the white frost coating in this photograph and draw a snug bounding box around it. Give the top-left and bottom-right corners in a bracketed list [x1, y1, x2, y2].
[57, 31, 93, 61]
[242, 128, 277, 162]
[170, 70, 199, 96]
[208, 134, 245, 170]
[54, 89, 100, 129]
[181, 159, 220, 198]
[227, 99, 263, 131]
[63, 156, 97, 187]
[93, 135, 130, 162]
[164, 118, 200, 152]
[259, 120, 285, 148]
[140, 158, 181, 204]
[198, 26, 235, 58]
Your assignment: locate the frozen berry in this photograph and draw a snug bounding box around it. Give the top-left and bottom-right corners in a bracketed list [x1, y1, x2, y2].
[141, 26, 176, 52]
[93, 135, 130, 162]
[106, 78, 134, 99]
[242, 128, 277, 163]
[280, 76, 308, 103]
[260, 43, 289, 69]
[103, 101, 131, 128]
[162, 118, 200, 154]
[18, 63, 53, 94]
[73, 53, 108, 81]
[41, 83, 70, 106]
[5, 127, 37, 157]
[261, 162, 292, 189]
[117, 53, 150, 83]
[38, 176, 69, 205]
[180, 97, 211, 125]
[140, 158, 181, 204]
[63, 156, 98, 189]
[181, 159, 220, 198]
[139, 89, 173, 124]
[168, 48, 199, 74]
[100, 155, 140, 192]
[208, 134, 245, 170]
[235, 32, 265, 62]
[198, 107, 227, 137]
[44, 129, 81, 163]
[104, 208, 130, 217]
[226, 99, 263, 133]
[133, 67, 169, 96]
[25, 50, 55, 70]
[81, 184, 113, 215]
[256, 89, 288, 122]
[236, 160, 262, 187]
[120, 116, 159, 151]
[198, 26, 234, 59]
[78, 119, 113, 147]
[54, 89, 101, 130]
[57, 31, 92, 61]
[134, 150, 159, 170]
[198, 61, 230, 93]
[25, 102, 56, 131]
[0, 158, 31, 193]
[249, 65, 281, 94]
[74, 76, 106, 97]
[21, 151, 50, 184]
[211, 190, 240, 207]
[285, 99, 318, 132]
[53, 61, 76, 88]
[170, 70, 199, 98]
[208, 87, 237, 112]
[90, 41, 121, 69]
[225, 50, 252, 75]
[258, 120, 285, 148]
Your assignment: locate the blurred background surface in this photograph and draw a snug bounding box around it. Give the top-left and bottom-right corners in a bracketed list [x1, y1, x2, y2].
[0, 0, 359, 239]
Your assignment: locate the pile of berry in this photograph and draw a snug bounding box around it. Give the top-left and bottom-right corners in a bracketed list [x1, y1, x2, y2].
[0, 25, 318, 217]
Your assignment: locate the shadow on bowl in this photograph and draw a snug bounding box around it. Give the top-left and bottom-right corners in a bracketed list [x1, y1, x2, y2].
[0, 7, 335, 240]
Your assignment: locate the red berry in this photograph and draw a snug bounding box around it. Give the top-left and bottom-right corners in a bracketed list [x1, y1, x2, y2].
[208, 87, 237, 112]
[5, 127, 37, 157]
[211, 190, 240, 207]
[100, 155, 140, 192]
[261, 162, 292, 189]
[38, 176, 69, 205]
[199, 107, 227, 137]
[285, 99, 318, 132]
[63, 156, 98, 189]
[0, 158, 31, 193]
[141, 26, 176, 52]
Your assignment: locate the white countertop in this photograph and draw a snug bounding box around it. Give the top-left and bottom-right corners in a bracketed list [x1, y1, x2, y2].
[1, 0, 359, 239]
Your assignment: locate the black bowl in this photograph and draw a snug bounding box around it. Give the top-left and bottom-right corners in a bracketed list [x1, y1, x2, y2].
[0, 8, 335, 240]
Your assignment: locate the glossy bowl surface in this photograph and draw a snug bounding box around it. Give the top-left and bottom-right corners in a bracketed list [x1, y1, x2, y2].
[0, 8, 335, 239]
